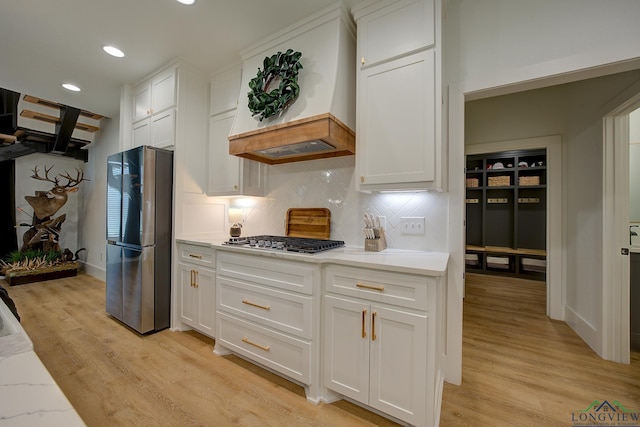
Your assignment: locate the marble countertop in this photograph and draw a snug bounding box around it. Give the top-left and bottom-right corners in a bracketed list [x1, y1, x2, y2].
[176, 235, 449, 276]
[0, 298, 85, 426]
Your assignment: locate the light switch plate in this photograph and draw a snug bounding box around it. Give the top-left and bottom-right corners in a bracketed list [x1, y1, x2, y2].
[401, 217, 425, 235]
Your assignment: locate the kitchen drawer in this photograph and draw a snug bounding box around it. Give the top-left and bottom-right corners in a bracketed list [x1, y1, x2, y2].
[179, 243, 215, 268]
[324, 265, 431, 311]
[217, 252, 316, 295]
[216, 312, 311, 384]
[217, 277, 312, 339]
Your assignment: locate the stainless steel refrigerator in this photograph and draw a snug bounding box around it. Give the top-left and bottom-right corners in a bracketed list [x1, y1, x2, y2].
[106, 146, 173, 334]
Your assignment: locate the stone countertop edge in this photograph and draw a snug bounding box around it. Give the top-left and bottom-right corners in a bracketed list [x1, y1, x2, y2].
[0, 299, 86, 426]
[176, 236, 449, 277]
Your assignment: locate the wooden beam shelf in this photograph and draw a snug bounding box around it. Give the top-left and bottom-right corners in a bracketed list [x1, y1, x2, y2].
[20, 109, 100, 133]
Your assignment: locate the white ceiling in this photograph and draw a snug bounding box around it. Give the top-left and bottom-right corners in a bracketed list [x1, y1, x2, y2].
[0, 0, 358, 119]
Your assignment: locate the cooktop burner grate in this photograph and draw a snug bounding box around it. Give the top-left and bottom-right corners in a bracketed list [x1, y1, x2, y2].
[223, 235, 345, 254]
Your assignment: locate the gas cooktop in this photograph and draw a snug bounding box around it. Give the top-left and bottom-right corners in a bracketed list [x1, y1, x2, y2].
[222, 235, 345, 254]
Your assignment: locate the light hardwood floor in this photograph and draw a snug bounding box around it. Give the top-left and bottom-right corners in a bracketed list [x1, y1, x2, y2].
[4, 273, 639, 426]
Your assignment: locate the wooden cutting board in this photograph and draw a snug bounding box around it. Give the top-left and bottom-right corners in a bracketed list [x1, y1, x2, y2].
[285, 208, 331, 239]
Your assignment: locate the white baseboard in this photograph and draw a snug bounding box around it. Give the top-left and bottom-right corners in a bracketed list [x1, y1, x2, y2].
[564, 304, 600, 355]
[80, 261, 105, 282]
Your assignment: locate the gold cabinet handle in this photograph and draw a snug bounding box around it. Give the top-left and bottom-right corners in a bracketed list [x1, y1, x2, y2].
[356, 282, 385, 292]
[360, 176, 365, 183]
[242, 337, 270, 352]
[242, 299, 270, 311]
[190, 270, 194, 287]
[372, 311, 377, 341]
[194, 270, 199, 288]
[189, 254, 202, 259]
[362, 309, 367, 338]
[361, 57, 365, 65]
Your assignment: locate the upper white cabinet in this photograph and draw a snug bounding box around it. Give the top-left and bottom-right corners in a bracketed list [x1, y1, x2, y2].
[353, 0, 444, 191]
[133, 67, 176, 122]
[124, 61, 208, 194]
[357, 0, 434, 68]
[131, 66, 177, 149]
[207, 66, 266, 197]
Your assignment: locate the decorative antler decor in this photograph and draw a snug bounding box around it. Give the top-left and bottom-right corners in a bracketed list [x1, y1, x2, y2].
[1, 165, 88, 285]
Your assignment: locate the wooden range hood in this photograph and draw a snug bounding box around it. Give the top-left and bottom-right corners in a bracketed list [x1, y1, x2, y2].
[228, 3, 356, 165]
[228, 113, 355, 165]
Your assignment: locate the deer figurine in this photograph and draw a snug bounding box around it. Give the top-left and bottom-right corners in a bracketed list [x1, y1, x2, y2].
[25, 165, 88, 220]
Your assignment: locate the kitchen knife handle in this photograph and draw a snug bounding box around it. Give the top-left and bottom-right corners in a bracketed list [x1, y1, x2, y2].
[362, 309, 367, 338]
[372, 311, 377, 341]
[356, 282, 385, 292]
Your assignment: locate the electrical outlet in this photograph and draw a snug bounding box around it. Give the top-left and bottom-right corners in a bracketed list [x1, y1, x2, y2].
[401, 217, 425, 235]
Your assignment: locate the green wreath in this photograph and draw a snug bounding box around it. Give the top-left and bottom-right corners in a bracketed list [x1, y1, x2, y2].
[247, 49, 303, 121]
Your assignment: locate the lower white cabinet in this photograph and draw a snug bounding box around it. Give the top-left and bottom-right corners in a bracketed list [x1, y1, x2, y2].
[323, 295, 428, 424]
[215, 251, 321, 402]
[177, 244, 216, 338]
[322, 265, 441, 427]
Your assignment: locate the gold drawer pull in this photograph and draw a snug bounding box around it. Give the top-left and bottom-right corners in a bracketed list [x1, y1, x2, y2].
[356, 282, 384, 292]
[190, 270, 194, 287]
[242, 337, 270, 352]
[242, 299, 270, 311]
[361, 309, 367, 338]
[194, 270, 199, 288]
[189, 254, 203, 259]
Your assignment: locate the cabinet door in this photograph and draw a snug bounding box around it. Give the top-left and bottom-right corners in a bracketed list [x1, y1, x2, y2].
[150, 108, 175, 148]
[323, 295, 370, 403]
[208, 111, 240, 194]
[131, 119, 150, 148]
[369, 304, 428, 425]
[132, 82, 151, 123]
[358, 50, 435, 188]
[210, 66, 241, 116]
[178, 262, 198, 327]
[151, 68, 176, 114]
[196, 266, 216, 336]
[357, 0, 435, 68]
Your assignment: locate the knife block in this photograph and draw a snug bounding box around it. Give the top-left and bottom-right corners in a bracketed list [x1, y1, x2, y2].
[364, 228, 387, 252]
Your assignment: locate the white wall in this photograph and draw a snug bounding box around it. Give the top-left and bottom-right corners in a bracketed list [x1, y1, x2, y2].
[450, 0, 640, 95]
[14, 153, 84, 254]
[78, 116, 121, 280]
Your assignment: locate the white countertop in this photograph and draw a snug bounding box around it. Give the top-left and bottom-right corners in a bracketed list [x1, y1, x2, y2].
[0, 298, 85, 427]
[176, 235, 449, 276]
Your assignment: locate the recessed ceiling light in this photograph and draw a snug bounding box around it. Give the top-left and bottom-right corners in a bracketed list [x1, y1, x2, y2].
[62, 83, 81, 92]
[176, 0, 195, 4]
[103, 45, 125, 58]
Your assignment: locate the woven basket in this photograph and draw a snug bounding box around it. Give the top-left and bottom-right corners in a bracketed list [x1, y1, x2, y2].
[488, 175, 510, 187]
[519, 176, 540, 186]
[466, 178, 479, 188]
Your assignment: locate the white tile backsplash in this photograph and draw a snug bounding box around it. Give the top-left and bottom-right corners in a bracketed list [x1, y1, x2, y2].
[230, 157, 448, 251]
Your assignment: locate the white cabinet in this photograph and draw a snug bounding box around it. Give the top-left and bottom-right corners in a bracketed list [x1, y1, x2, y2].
[353, 0, 443, 192]
[357, 0, 434, 67]
[215, 251, 320, 401]
[177, 244, 216, 338]
[207, 111, 266, 197]
[207, 67, 266, 197]
[133, 67, 176, 122]
[131, 66, 177, 149]
[322, 265, 441, 427]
